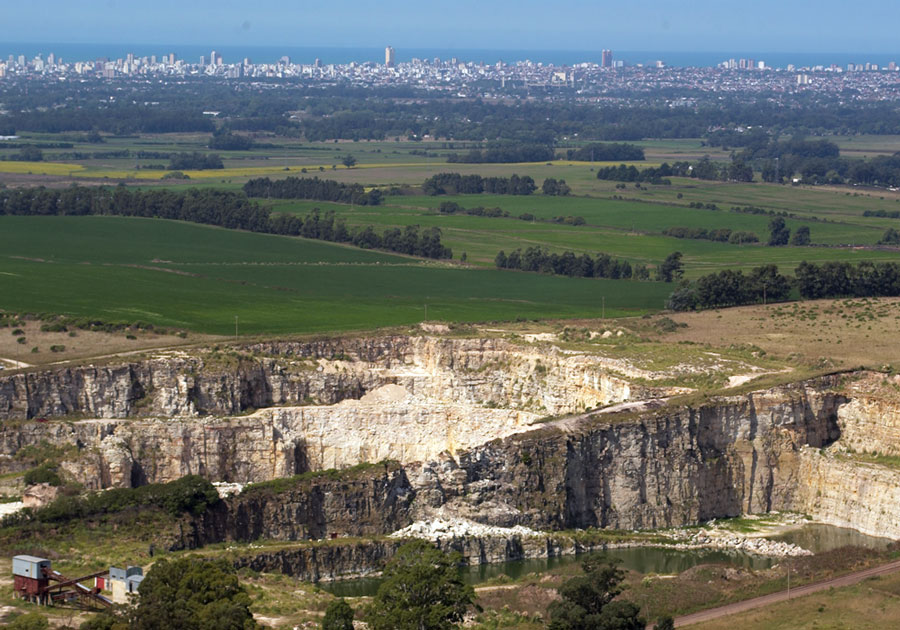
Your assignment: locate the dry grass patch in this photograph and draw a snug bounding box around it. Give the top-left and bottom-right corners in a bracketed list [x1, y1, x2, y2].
[0, 318, 221, 368]
[645, 298, 900, 371]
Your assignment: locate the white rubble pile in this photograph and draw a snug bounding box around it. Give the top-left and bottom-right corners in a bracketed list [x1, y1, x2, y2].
[390, 517, 542, 540]
[0, 501, 24, 519]
[674, 531, 812, 557]
[213, 481, 245, 498]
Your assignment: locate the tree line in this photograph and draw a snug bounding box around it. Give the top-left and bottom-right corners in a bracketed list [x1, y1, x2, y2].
[666, 265, 792, 310]
[795, 260, 900, 299]
[243, 176, 383, 205]
[566, 142, 645, 161]
[595, 162, 691, 184]
[663, 226, 760, 244]
[270, 208, 452, 259]
[0, 185, 452, 259]
[494, 247, 650, 281]
[667, 259, 900, 311]
[422, 172, 537, 195]
[447, 142, 555, 163]
[168, 152, 224, 170]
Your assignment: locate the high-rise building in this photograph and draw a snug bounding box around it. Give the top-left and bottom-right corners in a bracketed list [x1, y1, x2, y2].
[601, 49, 613, 68]
[385, 46, 395, 68]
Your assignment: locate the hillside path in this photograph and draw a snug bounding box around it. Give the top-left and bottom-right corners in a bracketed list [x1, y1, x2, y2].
[672, 558, 900, 627]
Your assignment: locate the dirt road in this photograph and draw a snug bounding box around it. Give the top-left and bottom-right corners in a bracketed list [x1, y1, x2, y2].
[673, 558, 900, 627]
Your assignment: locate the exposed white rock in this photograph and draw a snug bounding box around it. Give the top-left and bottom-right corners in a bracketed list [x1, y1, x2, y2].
[390, 517, 543, 540]
[213, 482, 245, 498]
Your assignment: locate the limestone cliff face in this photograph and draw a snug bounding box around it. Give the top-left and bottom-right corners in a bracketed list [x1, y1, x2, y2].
[796, 451, 900, 539]
[174, 462, 415, 551]
[835, 375, 900, 456]
[0, 337, 655, 422]
[409, 382, 844, 531]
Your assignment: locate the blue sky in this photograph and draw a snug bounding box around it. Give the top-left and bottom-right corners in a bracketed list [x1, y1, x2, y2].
[4, 0, 898, 52]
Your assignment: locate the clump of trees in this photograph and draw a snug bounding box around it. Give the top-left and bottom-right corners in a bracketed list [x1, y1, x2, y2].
[244, 176, 383, 205]
[548, 556, 645, 630]
[80, 557, 257, 630]
[422, 172, 536, 195]
[209, 129, 254, 151]
[767, 217, 791, 246]
[542, 177, 571, 196]
[168, 152, 224, 170]
[495, 247, 638, 280]
[879, 228, 900, 245]
[447, 142, 554, 163]
[365, 540, 474, 630]
[566, 142, 645, 162]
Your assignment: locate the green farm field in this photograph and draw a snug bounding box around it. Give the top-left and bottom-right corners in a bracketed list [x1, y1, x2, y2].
[268, 195, 900, 275]
[0, 216, 672, 335]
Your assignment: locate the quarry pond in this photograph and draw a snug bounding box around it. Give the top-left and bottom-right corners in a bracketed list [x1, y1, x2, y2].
[321, 524, 894, 598]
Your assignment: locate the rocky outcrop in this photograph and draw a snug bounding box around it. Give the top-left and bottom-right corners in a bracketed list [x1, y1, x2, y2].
[0, 337, 662, 421]
[173, 462, 416, 550]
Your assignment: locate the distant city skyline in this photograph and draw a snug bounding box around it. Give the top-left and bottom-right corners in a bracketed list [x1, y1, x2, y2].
[4, 0, 900, 54]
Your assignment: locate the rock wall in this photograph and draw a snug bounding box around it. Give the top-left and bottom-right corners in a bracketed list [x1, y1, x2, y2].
[796, 450, 900, 539]
[409, 382, 844, 531]
[0, 336, 656, 421]
[835, 380, 900, 457]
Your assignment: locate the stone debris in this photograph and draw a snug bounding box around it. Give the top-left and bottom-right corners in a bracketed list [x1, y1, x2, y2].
[213, 481, 245, 498]
[673, 532, 812, 557]
[0, 501, 24, 519]
[390, 517, 543, 540]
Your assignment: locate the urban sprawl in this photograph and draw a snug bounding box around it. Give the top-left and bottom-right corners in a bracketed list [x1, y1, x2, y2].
[2, 47, 900, 102]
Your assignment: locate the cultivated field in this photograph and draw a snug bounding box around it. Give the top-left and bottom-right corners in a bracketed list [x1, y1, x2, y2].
[0, 216, 671, 338]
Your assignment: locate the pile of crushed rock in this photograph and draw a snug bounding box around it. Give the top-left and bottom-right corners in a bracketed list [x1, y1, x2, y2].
[390, 517, 542, 540]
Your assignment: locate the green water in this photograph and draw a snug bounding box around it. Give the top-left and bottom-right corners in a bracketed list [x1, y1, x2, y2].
[320, 524, 895, 599]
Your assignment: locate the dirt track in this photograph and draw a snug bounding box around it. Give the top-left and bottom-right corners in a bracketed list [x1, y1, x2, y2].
[673, 558, 900, 627]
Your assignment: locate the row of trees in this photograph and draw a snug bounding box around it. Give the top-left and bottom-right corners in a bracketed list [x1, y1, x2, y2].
[566, 142, 645, 161]
[667, 259, 900, 311]
[666, 265, 792, 311]
[243, 176, 383, 205]
[447, 142, 555, 163]
[495, 247, 647, 281]
[796, 260, 900, 299]
[422, 172, 537, 195]
[269, 209, 452, 259]
[0, 186, 452, 259]
[595, 161, 692, 184]
[168, 152, 224, 170]
[663, 226, 760, 244]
